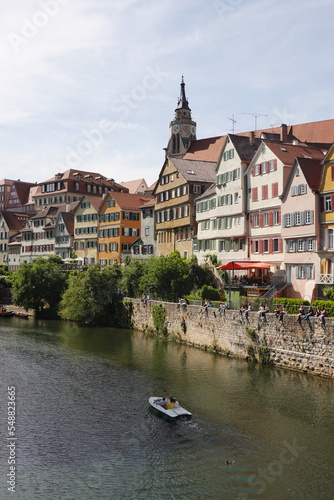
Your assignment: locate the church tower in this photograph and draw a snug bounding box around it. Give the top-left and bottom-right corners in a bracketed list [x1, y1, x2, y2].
[166, 76, 197, 156]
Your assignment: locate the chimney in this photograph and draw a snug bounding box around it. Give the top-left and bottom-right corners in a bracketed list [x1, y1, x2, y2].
[249, 131, 255, 145]
[280, 124, 287, 142]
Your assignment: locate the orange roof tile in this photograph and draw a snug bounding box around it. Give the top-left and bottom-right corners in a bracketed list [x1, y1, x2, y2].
[109, 192, 153, 210]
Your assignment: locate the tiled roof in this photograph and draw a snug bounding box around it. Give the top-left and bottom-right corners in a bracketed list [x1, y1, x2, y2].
[229, 134, 262, 162]
[109, 192, 153, 210]
[120, 178, 148, 193]
[140, 198, 155, 209]
[1, 211, 29, 231]
[264, 142, 326, 166]
[183, 136, 226, 162]
[296, 157, 323, 191]
[59, 211, 74, 235]
[248, 118, 334, 144]
[169, 158, 217, 183]
[195, 183, 216, 200]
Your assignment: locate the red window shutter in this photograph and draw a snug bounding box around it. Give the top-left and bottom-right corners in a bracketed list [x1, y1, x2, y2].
[269, 211, 273, 226]
[274, 159, 277, 171]
[259, 213, 263, 227]
[320, 197, 324, 212]
[269, 238, 273, 254]
[331, 194, 334, 211]
[252, 187, 258, 201]
[266, 161, 270, 173]
[278, 210, 281, 224]
[251, 165, 255, 176]
[331, 165, 334, 181]
[251, 240, 254, 253]
[259, 240, 263, 254]
[250, 214, 254, 227]
[279, 238, 283, 252]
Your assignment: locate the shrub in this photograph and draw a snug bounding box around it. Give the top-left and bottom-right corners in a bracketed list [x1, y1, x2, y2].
[258, 345, 272, 365]
[272, 297, 309, 314]
[246, 327, 257, 341]
[311, 300, 334, 317]
[200, 285, 221, 302]
[152, 304, 168, 336]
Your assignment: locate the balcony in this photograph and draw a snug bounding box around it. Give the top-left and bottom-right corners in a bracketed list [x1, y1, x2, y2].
[319, 274, 334, 284]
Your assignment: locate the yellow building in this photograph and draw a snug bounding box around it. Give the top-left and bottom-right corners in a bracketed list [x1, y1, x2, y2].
[318, 144, 334, 283]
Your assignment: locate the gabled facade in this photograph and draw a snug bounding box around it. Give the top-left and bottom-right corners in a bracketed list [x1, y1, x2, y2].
[154, 158, 216, 258]
[72, 196, 100, 266]
[6, 180, 36, 213]
[20, 206, 60, 263]
[131, 198, 156, 258]
[318, 144, 334, 285]
[0, 211, 29, 265]
[0, 180, 14, 211]
[246, 142, 325, 268]
[33, 169, 128, 211]
[281, 157, 322, 300]
[54, 211, 75, 261]
[98, 192, 153, 265]
[120, 178, 148, 195]
[195, 134, 260, 264]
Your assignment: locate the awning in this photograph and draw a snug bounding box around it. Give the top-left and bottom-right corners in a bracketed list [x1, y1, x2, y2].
[216, 261, 272, 270]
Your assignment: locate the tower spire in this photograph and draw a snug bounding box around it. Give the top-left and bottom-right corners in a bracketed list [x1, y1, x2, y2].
[176, 75, 190, 111]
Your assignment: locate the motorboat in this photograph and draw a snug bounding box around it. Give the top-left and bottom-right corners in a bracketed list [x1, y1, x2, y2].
[149, 396, 192, 422]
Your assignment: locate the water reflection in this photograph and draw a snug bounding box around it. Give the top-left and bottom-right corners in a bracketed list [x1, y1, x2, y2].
[0, 320, 333, 499]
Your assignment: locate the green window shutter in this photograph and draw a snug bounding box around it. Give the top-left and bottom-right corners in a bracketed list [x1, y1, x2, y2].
[222, 173, 227, 184]
[233, 239, 238, 251]
[225, 239, 230, 252]
[222, 218, 227, 229]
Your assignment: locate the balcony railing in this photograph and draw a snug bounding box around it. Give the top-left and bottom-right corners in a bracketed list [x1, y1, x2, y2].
[319, 274, 334, 284]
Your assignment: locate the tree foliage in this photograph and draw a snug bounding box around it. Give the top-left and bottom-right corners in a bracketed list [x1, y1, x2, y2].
[58, 264, 123, 325]
[12, 256, 68, 316]
[140, 251, 192, 302]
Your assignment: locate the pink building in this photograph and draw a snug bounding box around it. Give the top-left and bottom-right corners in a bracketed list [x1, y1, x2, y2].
[281, 157, 323, 301]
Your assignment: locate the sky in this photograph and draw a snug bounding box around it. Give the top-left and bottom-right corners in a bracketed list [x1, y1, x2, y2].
[1, 0, 334, 188]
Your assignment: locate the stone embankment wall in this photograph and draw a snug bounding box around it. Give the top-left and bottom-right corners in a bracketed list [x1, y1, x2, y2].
[129, 299, 334, 379]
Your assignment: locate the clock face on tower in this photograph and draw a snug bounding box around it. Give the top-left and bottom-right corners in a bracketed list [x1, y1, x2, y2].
[190, 125, 196, 135]
[172, 124, 180, 134]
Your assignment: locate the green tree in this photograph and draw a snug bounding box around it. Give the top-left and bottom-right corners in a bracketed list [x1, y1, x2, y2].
[323, 286, 334, 301]
[121, 258, 147, 297]
[12, 256, 68, 316]
[141, 251, 192, 301]
[59, 264, 123, 325]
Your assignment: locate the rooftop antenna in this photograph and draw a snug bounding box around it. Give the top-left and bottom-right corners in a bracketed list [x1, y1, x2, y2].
[242, 112, 267, 130]
[228, 114, 237, 133]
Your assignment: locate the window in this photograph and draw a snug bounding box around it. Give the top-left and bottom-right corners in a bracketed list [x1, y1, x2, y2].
[234, 192, 239, 204]
[171, 189, 175, 199]
[273, 210, 279, 225]
[304, 210, 313, 224]
[298, 239, 305, 252]
[263, 212, 269, 226]
[273, 238, 279, 252]
[182, 185, 187, 196]
[269, 159, 275, 172]
[299, 184, 307, 195]
[295, 212, 301, 225]
[193, 185, 201, 194]
[253, 240, 259, 253]
[253, 213, 259, 227]
[263, 239, 269, 253]
[261, 162, 266, 174]
[307, 239, 315, 251]
[254, 164, 260, 176]
[285, 213, 291, 227]
[145, 227, 149, 236]
[328, 229, 334, 249]
[288, 240, 295, 252]
[296, 265, 314, 279]
[325, 195, 332, 212]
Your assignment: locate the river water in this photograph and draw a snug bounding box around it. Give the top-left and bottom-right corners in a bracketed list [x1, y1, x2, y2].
[0, 317, 333, 500]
